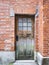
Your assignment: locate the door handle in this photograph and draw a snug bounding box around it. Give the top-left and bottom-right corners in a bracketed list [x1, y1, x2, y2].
[16, 35, 18, 41]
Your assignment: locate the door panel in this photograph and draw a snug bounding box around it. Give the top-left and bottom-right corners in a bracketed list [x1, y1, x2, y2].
[16, 37, 34, 60]
[16, 17, 34, 60]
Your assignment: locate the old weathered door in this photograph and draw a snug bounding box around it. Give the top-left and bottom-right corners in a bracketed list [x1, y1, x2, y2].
[15, 16, 34, 60]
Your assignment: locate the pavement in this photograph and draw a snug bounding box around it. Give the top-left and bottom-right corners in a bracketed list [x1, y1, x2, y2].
[13, 60, 37, 65]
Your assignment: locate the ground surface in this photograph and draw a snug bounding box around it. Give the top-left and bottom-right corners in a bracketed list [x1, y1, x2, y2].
[9, 63, 13, 65]
[13, 60, 37, 65]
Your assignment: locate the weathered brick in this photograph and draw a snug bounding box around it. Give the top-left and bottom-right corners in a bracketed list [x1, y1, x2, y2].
[0, 0, 49, 57]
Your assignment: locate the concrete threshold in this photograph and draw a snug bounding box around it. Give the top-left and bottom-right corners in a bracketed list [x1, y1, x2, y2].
[13, 60, 37, 65]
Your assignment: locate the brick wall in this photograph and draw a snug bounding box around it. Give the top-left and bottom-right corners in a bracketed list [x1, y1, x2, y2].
[35, 0, 43, 55]
[0, 0, 14, 51]
[37, 0, 49, 57]
[43, 0, 49, 56]
[35, 14, 39, 51]
[0, 0, 38, 51]
[38, 0, 43, 55]
[0, 0, 49, 57]
[10, 0, 37, 14]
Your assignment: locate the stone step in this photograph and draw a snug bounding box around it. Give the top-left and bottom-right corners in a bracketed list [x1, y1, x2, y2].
[13, 60, 37, 65]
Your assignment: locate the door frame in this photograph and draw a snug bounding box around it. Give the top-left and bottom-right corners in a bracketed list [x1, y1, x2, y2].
[15, 14, 35, 61]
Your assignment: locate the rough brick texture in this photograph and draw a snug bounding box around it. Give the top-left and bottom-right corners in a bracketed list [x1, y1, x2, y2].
[10, 0, 38, 14]
[0, 0, 14, 51]
[38, 0, 43, 56]
[0, 0, 38, 51]
[0, 0, 49, 57]
[35, 0, 43, 55]
[43, 0, 49, 56]
[35, 15, 39, 52]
